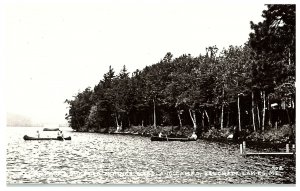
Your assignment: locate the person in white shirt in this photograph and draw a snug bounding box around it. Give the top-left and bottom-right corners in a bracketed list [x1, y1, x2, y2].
[158, 132, 163, 138]
[57, 130, 64, 138]
[190, 132, 197, 140]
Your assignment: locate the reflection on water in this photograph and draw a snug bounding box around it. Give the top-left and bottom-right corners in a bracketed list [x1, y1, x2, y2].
[7, 127, 295, 184]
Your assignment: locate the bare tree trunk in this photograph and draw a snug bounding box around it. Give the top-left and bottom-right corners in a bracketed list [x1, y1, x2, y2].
[289, 47, 291, 65]
[267, 94, 272, 127]
[220, 88, 225, 129]
[251, 91, 256, 132]
[262, 91, 266, 132]
[238, 94, 241, 132]
[153, 99, 156, 129]
[115, 113, 121, 132]
[291, 97, 295, 124]
[189, 109, 197, 131]
[115, 113, 119, 127]
[177, 111, 182, 128]
[193, 110, 197, 131]
[128, 115, 131, 128]
[256, 105, 261, 130]
[220, 104, 224, 129]
[204, 110, 210, 128]
[226, 111, 230, 128]
[202, 112, 206, 130]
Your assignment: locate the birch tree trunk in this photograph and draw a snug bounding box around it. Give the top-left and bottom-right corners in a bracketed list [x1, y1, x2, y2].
[153, 99, 156, 129]
[178, 111, 182, 128]
[220, 88, 225, 129]
[115, 113, 120, 131]
[204, 110, 210, 128]
[115, 114, 119, 127]
[262, 91, 266, 132]
[193, 110, 197, 131]
[202, 112, 205, 131]
[220, 104, 224, 129]
[268, 94, 272, 127]
[251, 91, 256, 132]
[256, 105, 261, 130]
[128, 116, 131, 128]
[238, 94, 241, 132]
[286, 109, 291, 124]
[189, 109, 197, 131]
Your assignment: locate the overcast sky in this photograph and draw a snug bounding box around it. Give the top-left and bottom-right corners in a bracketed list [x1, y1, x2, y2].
[2, 0, 269, 125]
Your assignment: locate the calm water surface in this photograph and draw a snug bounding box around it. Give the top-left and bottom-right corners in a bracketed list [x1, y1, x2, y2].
[7, 127, 295, 184]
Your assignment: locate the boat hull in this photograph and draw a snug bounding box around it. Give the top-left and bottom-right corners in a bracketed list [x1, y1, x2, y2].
[23, 135, 71, 141]
[43, 128, 60, 131]
[150, 136, 196, 142]
[109, 132, 140, 136]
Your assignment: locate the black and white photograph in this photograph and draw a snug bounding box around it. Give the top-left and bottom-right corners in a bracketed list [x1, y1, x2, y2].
[1, 0, 297, 186]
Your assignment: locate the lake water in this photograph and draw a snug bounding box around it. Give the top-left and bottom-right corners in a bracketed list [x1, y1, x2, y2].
[6, 127, 295, 184]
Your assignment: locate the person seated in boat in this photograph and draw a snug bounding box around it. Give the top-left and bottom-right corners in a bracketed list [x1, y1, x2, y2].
[190, 132, 197, 140]
[37, 130, 40, 138]
[175, 131, 183, 138]
[227, 134, 234, 140]
[57, 130, 64, 139]
[169, 131, 176, 138]
[158, 132, 163, 138]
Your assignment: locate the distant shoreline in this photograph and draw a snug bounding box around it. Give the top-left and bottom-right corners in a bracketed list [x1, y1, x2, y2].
[6, 125, 44, 128]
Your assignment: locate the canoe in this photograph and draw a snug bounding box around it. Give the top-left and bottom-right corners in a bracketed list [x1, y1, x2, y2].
[23, 135, 71, 141]
[109, 132, 132, 135]
[151, 136, 196, 142]
[109, 132, 140, 136]
[43, 128, 60, 131]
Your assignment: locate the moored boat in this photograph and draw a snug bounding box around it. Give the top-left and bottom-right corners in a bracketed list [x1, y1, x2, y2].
[43, 128, 60, 131]
[150, 136, 196, 142]
[109, 132, 140, 136]
[23, 135, 71, 141]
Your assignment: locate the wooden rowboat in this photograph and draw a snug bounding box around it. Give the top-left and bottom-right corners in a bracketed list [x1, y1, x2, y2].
[23, 135, 71, 141]
[109, 132, 140, 136]
[43, 128, 60, 131]
[151, 136, 196, 142]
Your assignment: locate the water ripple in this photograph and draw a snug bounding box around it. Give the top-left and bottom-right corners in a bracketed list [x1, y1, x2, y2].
[6, 127, 295, 184]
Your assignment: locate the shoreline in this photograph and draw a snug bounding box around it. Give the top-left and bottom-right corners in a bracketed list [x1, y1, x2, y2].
[71, 124, 295, 152]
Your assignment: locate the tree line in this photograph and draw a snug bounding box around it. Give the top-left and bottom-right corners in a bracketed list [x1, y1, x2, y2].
[65, 5, 295, 136]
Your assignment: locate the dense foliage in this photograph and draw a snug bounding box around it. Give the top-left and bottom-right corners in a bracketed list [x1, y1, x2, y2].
[65, 5, 295, 136]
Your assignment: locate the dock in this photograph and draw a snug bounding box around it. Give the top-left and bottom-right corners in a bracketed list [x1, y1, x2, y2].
[240, 141, 295, 157]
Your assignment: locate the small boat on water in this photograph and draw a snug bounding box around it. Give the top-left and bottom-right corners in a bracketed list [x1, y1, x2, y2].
[109, 132, 140, 136]
[151, 136, 196, 142]
[43, 128, 60, 131]
[23, 135, 71, 141]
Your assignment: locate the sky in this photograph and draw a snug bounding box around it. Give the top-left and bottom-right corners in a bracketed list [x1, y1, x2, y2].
[1, 0, 269, 125]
